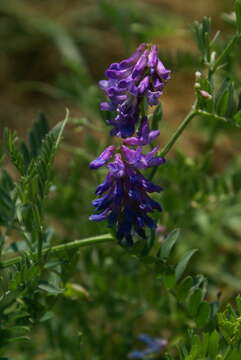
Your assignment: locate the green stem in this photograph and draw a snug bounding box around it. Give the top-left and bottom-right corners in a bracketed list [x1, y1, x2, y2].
[0, 234, 114, 269]
[149, 109, 198, 180]
[203, 120, 220, 152]
[211, 34, 239, 73]
[160, 110, 197, 157]
[224, 346, 232, 360]
[197, 109, 228, 123]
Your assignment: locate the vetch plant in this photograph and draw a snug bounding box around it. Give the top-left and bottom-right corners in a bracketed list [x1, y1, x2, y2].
[90, 44, 170, 246]
[0, 1, 241, 359]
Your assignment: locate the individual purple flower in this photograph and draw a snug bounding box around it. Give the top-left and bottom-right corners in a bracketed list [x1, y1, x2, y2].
[89, 147, 165, 247]
[107, 94, 140, 138]
[89, 145, 115, 169]
[128, 334, 167, 359]
[124, 116, 160, 146]
[99, 43, 170, 138]
[121, 145, 165, 169]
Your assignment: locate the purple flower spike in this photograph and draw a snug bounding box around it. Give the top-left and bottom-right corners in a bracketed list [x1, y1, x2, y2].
[90, 145, 165, 247]
[124, 116, 160, 146]
[99, 43, 170, 138]
[90, 43, 169, 247]
[89, 145, 115, 169]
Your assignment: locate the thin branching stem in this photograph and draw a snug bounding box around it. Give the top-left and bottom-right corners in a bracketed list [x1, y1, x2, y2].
[149, 109, 198, 180]
[0, 234, 114, 269]
[211, 33, 240, 74]
[159, 110, 198, 157]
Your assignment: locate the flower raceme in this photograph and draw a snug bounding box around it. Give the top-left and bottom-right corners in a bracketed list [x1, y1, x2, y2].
[90, 44, 169, 246]
[89, 143, 165, 247]
[99, 43, 170, 138]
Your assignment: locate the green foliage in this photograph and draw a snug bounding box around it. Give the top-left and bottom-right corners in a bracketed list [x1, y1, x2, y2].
[218, 296, 241, 346]
[192, 17, 212, 64]
[159, 229, 180, 260]
[0, 1, 241, 359]
[0, 170, 16, 229]
[235, 0, 241, 34]
[174, 296, 241, 360]
[0, 113, 71, 353]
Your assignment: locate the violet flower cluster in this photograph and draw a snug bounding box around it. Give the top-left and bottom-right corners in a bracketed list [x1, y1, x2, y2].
[90, 44, 170, 247]
[100, 43, 170, 138]
[128, 334, 167, 359]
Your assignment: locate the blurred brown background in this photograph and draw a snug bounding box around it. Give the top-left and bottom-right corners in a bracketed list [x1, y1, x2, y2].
[0, 0, 232, 147]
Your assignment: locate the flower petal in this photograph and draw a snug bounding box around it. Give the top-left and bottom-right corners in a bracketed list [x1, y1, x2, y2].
[89, 145, 115, 169]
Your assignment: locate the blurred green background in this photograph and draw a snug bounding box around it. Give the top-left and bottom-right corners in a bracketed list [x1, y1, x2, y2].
[0, 0, 230, 136]
[1, 0, 241, 359]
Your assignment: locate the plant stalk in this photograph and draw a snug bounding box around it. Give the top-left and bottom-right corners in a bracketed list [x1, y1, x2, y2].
[211, 33, 239, 73]
[149, 109, 198, 180]
[0, 234, 114, 269]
